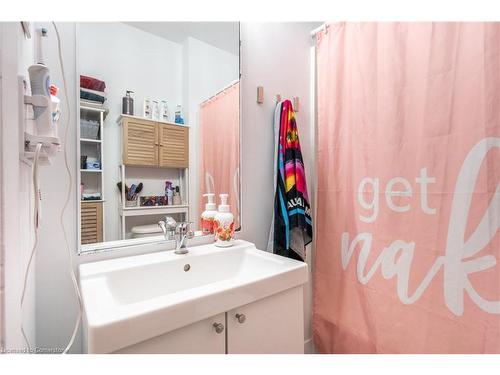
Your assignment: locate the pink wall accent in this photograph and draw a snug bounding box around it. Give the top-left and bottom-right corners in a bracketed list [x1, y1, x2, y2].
[313, 22, 500, 353]
[199, 81, 240, 228]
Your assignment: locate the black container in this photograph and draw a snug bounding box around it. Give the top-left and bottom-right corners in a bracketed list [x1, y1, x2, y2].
[80, 155, 87, 169]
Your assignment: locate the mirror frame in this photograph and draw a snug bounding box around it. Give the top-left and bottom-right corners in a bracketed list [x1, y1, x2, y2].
[76, 22, 242, 255]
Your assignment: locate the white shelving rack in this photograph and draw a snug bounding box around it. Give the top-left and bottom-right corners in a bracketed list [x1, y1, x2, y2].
[77, 102, 108, 245]
[118, 163, 190, 240]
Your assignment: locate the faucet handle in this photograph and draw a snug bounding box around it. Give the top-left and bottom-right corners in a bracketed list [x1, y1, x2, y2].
[176, 221, 194, 236]
[176, 221, 191, 230]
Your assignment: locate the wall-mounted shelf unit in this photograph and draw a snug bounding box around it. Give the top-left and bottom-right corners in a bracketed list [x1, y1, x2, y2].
[118, 114, 189, 168]
[116, 114, 190, 240]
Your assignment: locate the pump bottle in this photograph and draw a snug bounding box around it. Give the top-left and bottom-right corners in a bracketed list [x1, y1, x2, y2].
[201, 193, 217, 235]
[214, 194, 234, 247]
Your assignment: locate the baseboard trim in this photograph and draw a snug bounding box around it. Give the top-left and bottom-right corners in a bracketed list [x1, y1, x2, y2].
[304, 338, 315, 354]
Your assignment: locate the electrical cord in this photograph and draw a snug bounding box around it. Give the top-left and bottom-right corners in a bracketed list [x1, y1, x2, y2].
[52, 21, 83, 355]
[20, 142, 42, 351]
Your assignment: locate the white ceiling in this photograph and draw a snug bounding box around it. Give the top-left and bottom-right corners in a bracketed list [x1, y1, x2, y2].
[123, 22, 240, 56]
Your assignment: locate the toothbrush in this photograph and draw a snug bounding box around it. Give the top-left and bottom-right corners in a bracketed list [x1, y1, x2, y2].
[128, 184, 137, 200]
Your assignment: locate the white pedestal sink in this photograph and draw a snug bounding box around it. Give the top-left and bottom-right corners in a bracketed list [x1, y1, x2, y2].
[79, 240, 308, 353]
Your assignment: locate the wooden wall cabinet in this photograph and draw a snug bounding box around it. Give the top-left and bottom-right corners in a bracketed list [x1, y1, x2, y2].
[122, 117, 158, 167]
[81, 201, 103, 244]
[122, 116, 188, 168]
[159, 123, 189, 168]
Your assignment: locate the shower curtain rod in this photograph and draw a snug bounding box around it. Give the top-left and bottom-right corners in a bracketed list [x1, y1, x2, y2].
[200, 79, 240, 106]
[310, 23, 328, 37]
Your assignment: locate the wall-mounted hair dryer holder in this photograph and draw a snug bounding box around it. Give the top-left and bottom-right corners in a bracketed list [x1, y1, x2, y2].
[20, 76, 61, 166]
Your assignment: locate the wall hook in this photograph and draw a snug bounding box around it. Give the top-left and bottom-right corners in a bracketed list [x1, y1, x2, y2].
[257, 86, 264, 104]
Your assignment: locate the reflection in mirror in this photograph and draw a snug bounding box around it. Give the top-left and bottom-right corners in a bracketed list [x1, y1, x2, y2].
[77, 22, 240, 251]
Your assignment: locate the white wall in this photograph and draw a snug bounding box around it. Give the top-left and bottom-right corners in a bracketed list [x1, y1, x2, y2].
[0, 22, 37, 351]
[34, 22, 81, 353]
[238, 22, 319, 353]
[183, 37, 239, 229]
[0, 22, 3, 348]
[79, 22, 184, 241]
[27, 22, 317, 354]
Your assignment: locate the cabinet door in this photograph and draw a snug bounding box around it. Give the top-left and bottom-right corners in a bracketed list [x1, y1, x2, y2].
[123, 117, 158, 166]
[227, 287, 304, 354]
[158, 123, 189, 168]
[114, 313, 226, 354]
[81, 202, 103, 244]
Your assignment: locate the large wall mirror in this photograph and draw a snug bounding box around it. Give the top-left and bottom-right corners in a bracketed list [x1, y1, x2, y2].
[76, 22, 241, 252]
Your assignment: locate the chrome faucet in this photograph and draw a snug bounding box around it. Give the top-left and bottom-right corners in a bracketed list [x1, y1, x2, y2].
[174, 221, 194, 254]
[158, 216, 177, 241]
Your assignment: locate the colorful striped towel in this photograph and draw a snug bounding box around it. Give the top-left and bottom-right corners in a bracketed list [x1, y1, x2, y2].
[268, 99, 312, 261]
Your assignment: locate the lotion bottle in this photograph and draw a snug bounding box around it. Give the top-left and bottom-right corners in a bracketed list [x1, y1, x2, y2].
[165, 181, 173, 205]
[201, 193, 217, 235]
[214, 194, 234, 247]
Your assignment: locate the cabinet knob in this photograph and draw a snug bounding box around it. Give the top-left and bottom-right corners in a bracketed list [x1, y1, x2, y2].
[213, 322, 224, 334]
[235, 313, 246, 324]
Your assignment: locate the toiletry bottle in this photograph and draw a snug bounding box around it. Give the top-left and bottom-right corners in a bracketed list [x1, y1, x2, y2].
[173, 186, 182, 205]
[201, 193, 217, 236]
[122, 90, 134, 115]
[175, 104, 184, 124]
[143, 99, 151, 119]
[152, 100, 159, 121]
[49, 85, 61, 132]
[165, 181, 173, 205]
[160, 100, 169, 122]
[214, 194, 234, 247]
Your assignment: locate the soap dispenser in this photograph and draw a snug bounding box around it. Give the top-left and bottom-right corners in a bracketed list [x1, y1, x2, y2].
[201, 193, 217, 235]
[214, 194, 234, 247]
[122, 90, 134, 115]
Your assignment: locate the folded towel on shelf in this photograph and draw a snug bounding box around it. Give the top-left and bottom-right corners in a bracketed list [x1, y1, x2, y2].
[80, 99, 106, 110]
[82, 192, 102, 201]
[80, 89, 106, 104]
[80, 75, 106, 92]
[81, 87, 107, 98]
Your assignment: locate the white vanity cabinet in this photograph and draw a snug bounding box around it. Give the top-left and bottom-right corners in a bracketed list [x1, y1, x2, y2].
[114, 313, 226, 354]
[227, 286, 304, 354]
[79, 241, 308, 354]
[111, 287, 304, 354]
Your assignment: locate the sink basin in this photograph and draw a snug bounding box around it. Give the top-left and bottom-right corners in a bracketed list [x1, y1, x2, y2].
[79, 240, 308, 353]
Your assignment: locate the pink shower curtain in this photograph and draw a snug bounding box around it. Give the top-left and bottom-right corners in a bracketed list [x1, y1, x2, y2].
[313, 23, 500, 353]
[199, 81, 240, 228]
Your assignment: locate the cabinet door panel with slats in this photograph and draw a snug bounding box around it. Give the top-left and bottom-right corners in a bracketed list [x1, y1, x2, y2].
[81, 202, 103, 244]
[123, 118, 158, 166]
[158, 124, 189, 168]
